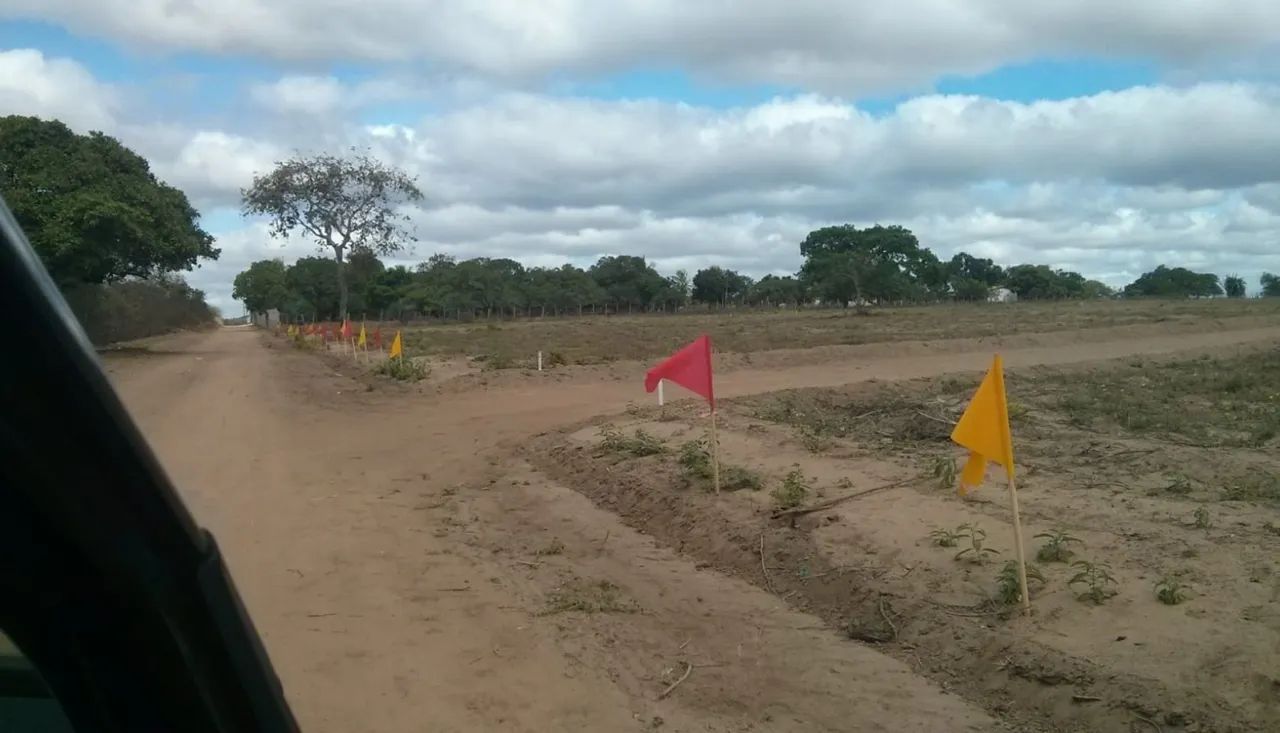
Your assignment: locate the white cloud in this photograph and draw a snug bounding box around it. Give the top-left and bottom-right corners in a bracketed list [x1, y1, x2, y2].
[0, 49, 117, 129]
[7, 45, 1280, 308]
[5, 1, 1280, 94]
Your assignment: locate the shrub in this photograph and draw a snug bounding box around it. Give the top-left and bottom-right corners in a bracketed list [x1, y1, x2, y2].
[995, 561, 1046, 606]
[375, 357, 429, 382]
[1155, 576, 1188, 605]
[771, 468, 811, 509]
[1068, 560, 1118, 604]
[1034, 529, 1083, 563]
[598, 424, 665, 456]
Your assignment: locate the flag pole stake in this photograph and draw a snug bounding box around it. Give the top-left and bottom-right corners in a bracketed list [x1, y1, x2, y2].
[1006, 473, 1032, 614]
[658, 379, 665, 406]
[710, 407, 721, 495]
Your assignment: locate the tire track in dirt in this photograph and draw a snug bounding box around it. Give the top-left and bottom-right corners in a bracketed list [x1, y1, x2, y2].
[103, 323, 1280, 732]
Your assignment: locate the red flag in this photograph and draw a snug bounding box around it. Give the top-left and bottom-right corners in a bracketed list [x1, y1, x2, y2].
[372, 327, 382, 348]
[644, 335, 714, 407]
[322, 323, 332, 341]
[341, 320, 352, 340]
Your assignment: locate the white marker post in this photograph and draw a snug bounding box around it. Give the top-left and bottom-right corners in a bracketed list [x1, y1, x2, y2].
[658, 379, 665, 406]
[537, 350, 543, 371]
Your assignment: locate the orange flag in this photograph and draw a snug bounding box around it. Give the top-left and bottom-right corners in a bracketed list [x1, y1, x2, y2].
[950, 354, 1014, 495]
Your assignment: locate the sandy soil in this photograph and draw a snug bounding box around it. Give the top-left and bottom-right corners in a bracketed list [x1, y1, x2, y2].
[101, 319, 1280, 732]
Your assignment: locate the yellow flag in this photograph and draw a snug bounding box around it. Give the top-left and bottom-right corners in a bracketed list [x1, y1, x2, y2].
[388, 330, 403, 359]
[950, 354, 1014, 494]
[357, 323, 367, 348]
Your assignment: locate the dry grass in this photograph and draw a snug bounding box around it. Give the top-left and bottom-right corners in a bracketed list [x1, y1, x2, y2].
[542, 579, 638, 615]
[737, 345, 1280, 506]
[398, 299, 1280, 367]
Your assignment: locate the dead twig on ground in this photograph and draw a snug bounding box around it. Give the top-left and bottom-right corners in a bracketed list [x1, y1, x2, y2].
[515, 560, 541, 568]
[878, 594, 898, 641]
[914, 410, 953, 426]
[1130, 714, 1163, 733]
[657, 662, 693, 700]
[770, 477, 919, 520]
[759, 531, 777, 594]
[677, 638, 691, 651]
[1071, 695, 1103, 703]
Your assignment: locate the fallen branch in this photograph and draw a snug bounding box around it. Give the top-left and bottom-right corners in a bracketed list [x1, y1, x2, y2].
[878, 594, 898, 641]
[770, 477, 919, 520]
[657, 662, 693, 700]
[914, 410, 953, 426]
[1130, 714, 1163, 733]
[514, 560, 541, 568]
[1071, 694, 1103, 703]
[759, 531, 777, 594]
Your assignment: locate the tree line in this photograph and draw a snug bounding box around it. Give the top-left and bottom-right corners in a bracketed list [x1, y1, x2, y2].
[232, 222, 1271, 322]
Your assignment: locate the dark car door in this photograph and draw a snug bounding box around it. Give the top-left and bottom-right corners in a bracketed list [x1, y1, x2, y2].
[0, 194, 300, 732]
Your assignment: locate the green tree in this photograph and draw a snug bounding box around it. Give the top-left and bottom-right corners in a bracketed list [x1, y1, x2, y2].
[285, 256, 341, 319]
[1123, 265, 1222, 298]
[242, 150, 423, 320]
[748, 274, 803, 306]
[588, 255, 666, 311]
[1262, 273, 1280, 297]
[950, 277, 991, 301]
[798, 224, 933, 307]
[1004, 264, 1091, 300]
[0, 115, 217, 284]
[1224, 275, 1246, 298]
[948, 252, 1005, 286]
[231, 259, 289, 314]
[692, 266, 752, 305]
[1081, 280, 1116, 299]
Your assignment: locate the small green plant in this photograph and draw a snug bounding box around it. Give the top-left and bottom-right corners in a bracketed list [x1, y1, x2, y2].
[797, 426, 831, 453]
[374, 356, 429, 381]
[1155, 576, 1188, 605]
[928, 526, 965, 548]
[1034, 528, 1083, 563]
[676, 439, 760, 491]
[995, 561, 1046, 606]
[480, 352, 516, 370]
[598, 424, 665, 456]
[771, 468, 811, 509]
[931, 455, 958, 490]
[723, 465, 763, 491]
[678, 439, 714, 480]
[954, 524, 1000, 563]
[1068, 560, 1118, 605]
[1192, 506, 1213, 529]
[536, 538, 566, 556]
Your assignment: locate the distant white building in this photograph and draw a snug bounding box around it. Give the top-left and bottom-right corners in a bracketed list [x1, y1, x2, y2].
[988, 287, 1017, 303]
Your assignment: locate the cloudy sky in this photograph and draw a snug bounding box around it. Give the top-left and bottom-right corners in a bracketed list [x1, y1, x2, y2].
[3, 2, 1280, 310]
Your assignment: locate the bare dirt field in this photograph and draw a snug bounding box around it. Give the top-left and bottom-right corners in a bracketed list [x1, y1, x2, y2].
[102, 302, 1280, 732]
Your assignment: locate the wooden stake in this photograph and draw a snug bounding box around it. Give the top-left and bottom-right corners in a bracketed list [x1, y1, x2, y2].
[1006, 474, 1032, 614]
[658, 379, 665, 406]
[709, 406, 721, 495]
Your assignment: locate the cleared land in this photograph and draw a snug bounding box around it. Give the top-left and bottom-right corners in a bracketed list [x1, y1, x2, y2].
[106, 301, 1280, 733]
[398, 298, 1280, 367]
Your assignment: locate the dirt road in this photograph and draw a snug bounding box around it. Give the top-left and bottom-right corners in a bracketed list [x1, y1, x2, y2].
[103, 322, 1280, 732]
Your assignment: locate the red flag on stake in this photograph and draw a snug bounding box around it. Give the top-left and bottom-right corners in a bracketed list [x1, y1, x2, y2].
[644, 334, 714, 406]
[372, 327, 383, 349]
[645, 335, 721, 493]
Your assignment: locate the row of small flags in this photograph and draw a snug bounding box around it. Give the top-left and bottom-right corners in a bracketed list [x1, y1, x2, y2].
[283, 320, 404, 360]
[646, 335, 1032, 613]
